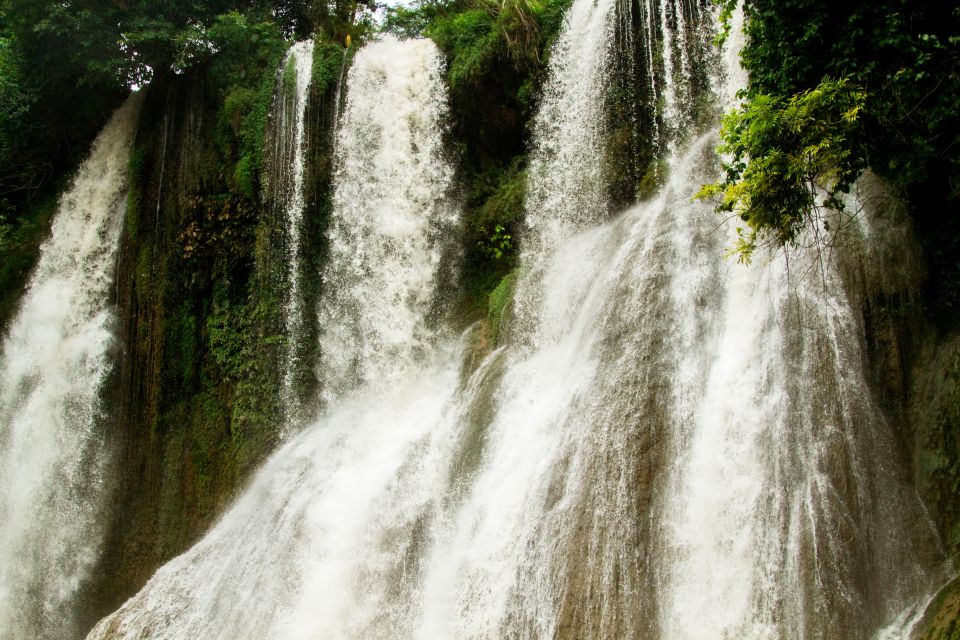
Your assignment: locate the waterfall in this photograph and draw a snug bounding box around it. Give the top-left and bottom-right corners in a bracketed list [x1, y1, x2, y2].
[523, 0, 615, 253]
[317, 35, 457, 405]
[88, 1, 946, 638]
[0, 95, 140, 639]
[655, 173, 944, 639]
[266, 39, 316, 427]
[86, 36, 460, 639]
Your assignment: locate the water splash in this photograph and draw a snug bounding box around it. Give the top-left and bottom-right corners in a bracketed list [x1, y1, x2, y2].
[523, 0, 616, 253]
[87, 2, 945, 638]
[0, 95, 140, 639]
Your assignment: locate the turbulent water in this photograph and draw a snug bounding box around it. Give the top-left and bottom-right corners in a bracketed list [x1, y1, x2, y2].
[0, 96, 140, 639]
[85, 1, 947, 638]
[524, 0, 614, 251]
[266, 39, 316, 427]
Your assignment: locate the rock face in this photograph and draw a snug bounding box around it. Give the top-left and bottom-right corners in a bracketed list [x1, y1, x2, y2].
[909, 336, 960, 562]
[86, 43, 347, 626]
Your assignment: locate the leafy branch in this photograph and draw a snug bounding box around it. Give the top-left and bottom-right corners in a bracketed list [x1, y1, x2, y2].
[696, 77, 867, 263]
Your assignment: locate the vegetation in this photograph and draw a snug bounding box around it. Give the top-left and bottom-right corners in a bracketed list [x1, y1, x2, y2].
[913, 576, 960, 640]
[0, 0, 378, 333]
[700, 0, 960, 306]
[0, 0, 378, 619]
[487, 270, 517, 345]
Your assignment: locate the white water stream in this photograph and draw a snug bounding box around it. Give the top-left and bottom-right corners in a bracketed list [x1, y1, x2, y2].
[88, 36, 461, 639]
[316, 36, 457, 405]
[0, 96, 140, 639]
[267, 39, 316, 427]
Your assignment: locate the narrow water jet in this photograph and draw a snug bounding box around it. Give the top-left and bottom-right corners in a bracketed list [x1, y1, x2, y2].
[317, 35, 457, 405]
[523, 0, 616, 252]
[265, 39, 316, 428]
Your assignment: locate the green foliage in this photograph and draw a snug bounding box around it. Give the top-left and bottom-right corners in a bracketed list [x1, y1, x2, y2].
[705, 0, 960, 289]
[697, 78, 866, 262]
[206, 13, 287, 84]
[208, 16, 286, 199]
[477, 160, 526, 231]
[712, 0, 738, 46]
[0, 186, 57, 327]
[204, 283, 284, 444]
[407, 0, 567, 322]
[477, 224, 513, 261]
[426, 0, 568, 89]
[430, 9, 500, 90]
[312, 40, 348, 94]
[382, 2, 444, 39]
[468, 159, 526, 266]
[0, 4, 126, 236]
[0, 32, 34, 169]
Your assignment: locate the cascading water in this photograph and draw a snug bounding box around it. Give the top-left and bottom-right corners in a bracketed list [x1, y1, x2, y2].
[86, 36, 460, 639]
[266, 39, 316, 427]
[524, 0, 615, 253]
[0, 95, 140, 639]
[316, 35, 457, 404]
[88, 1, 948, 638]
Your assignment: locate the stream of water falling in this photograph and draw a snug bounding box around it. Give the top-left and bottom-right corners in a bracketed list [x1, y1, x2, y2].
[87, 1, 947, 637]
[316, 35, 457, 405]
[0, 95, 140, 640]
[267, 40, 316, 427]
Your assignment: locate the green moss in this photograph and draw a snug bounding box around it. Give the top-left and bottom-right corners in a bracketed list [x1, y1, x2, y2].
[233, 155, 255, 199]
[168, 302, 199, 391]
[156, 419, 189, 556]
[126, 145, 147, 241]
[282, 52, 297, 93]
[134, 245, 152, 307]
[636, 158, 668, 200]
[488, 271, 517, 346]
